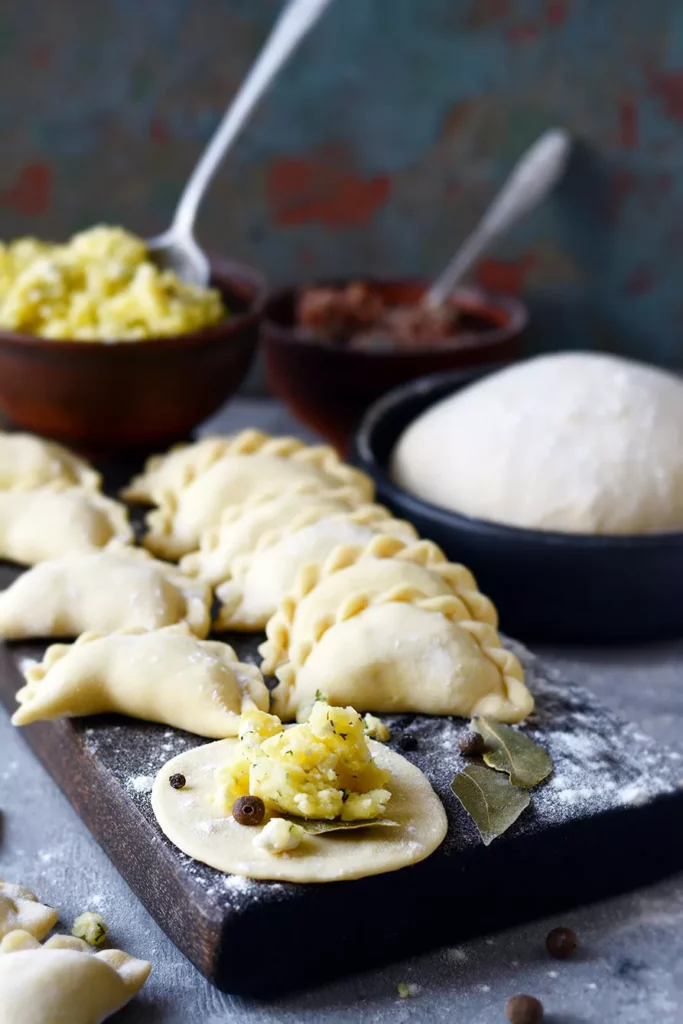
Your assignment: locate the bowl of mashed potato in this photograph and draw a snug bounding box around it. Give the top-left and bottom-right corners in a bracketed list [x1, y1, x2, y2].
[0, 225, 265, 448]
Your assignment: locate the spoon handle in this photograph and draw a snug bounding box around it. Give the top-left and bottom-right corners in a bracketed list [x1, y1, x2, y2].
[423, 128, 571, 310]
[171, 0, 334, 236]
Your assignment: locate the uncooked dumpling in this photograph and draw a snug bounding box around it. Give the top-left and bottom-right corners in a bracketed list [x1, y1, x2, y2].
[271, 598, 532, 723]
[12, 624, 269, 737]
[0, 930, 151, 1024]
[144, 431, 374, 559]
[0, 488, 133, 565]
[152, 737, 447, 883]
[260, 534, 498, 674]
[215, 506, 419, 631]
[0, 432, 100, 492]
[391, 352, 683, 534]
[0, 881, 58, 942]
[121, 435, 232, 504]
[0, 547, 211, 639]
[180, 489, 363, 585]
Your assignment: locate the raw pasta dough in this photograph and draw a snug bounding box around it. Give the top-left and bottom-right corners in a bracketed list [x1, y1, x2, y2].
[260, 534, 497, 674]
[12, 624, 269, 737]
[142, 430, 374, 559]
[152, 738, 447, 883]
[0, 432, 100, 492]
[0, 881, 57, 942]
[214, 507, 419, 631]
[0, 547, 211, 639]
[0, 488, 133, 565]
[0, 930, 151, 1024]
[391, 352, 683, 534]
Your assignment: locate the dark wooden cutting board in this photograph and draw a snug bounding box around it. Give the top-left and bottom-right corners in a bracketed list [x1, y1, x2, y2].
[2, 554, 683, 996]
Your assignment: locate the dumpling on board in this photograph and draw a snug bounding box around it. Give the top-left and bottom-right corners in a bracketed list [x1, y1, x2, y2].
[143, 430, 374, 559]
[12, 624, 269, 738]
[214, 506, 419, 631]
[271, 598, 532, 724]
[0, 930, 151, 1024]
[0, 881, 58, 942]
[0, 432, 100, 492]
[258, 535, 531, 724]
[0, 547, 211, 640]
[0, 488, 133, 566]
[260, 534, 498, 673]
[121, 435, 232, 504]
[180, 488, 364, 585]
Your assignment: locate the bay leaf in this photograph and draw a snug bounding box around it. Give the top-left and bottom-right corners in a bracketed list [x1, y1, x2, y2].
[280, 815, 399, 835]
[472, 716, 553, 789]
[450, 764, 530, 845]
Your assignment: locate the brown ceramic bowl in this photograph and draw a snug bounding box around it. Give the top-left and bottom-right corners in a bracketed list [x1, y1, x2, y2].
[262, 278, 527, 453]
[0, 256, 265, 451]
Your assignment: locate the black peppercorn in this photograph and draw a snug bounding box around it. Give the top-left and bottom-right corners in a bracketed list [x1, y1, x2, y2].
[169, 773, 186, 790]
[546, 926, 578, 959]
[397, 733, 418, 752]
[459, 731, 485, 757]
[233, 795, 265, 826]
[506, 994, 544, 1024]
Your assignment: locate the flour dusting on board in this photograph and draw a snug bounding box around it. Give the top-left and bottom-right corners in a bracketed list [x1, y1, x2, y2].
[58, 631, 683, 912]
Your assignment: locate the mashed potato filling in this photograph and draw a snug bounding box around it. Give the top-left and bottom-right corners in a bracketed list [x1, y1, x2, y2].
[215, 701, 392, 822]
[0, 226, 225, 340]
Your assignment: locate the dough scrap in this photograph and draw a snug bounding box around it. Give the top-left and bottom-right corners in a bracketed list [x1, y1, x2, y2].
[152, 737, 447, 883]
[0, 432, 100, 492]
[121, 435, 232, 504]
[180, 488, 363, 585]
[259, 534, 497, 674]
[0, 881, 58, 942]
[0, 547, 211, 639]
[0, 488, 133, 565]
[391, 352, 683, 534]
[0, 930, 151, 1024]
[214, 506, 419, 631]
[142, 430, 374, 559]
[12, 624, 269, 737]
[271, 598, 532, 724]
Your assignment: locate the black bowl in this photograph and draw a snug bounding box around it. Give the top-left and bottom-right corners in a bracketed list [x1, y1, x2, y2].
[352, 367, 683, 645]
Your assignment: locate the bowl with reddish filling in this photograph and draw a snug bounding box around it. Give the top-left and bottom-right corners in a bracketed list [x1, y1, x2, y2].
[262, 277, 527, 452]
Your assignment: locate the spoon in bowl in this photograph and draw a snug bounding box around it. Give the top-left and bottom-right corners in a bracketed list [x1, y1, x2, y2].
[147, 0, 335, 287]
[422, 127, 572, 310]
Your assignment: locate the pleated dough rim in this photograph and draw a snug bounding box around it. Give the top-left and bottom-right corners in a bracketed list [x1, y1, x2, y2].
[140, 429, 374, 559]
[178, 484, 365, 582]
[213, 506, 419, 631]
[259, 534, 498, 674]
[270, 593, 532, 723]
[120, 435, 233, 504]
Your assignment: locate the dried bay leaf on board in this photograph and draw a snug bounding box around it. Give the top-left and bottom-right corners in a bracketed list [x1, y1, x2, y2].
[281, 815, 399, 836]
[472, 716, 553, 789]
[450, 764, 530, 846]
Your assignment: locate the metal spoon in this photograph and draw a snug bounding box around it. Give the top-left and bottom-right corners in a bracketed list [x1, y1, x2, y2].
[423, 128, 572, 310]
[147, 0, 334, 287]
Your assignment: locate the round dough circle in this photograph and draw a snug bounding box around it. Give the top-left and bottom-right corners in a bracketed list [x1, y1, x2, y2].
[152, 739, 447, 883]
[390, 352, 683, 535]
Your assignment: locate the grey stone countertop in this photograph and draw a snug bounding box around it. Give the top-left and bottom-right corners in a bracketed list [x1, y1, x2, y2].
[2, 398, 683, 1023]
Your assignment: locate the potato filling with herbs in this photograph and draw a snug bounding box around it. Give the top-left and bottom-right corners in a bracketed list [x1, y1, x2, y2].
[215, 701, 391, 822]
[0, 226, 225, 341]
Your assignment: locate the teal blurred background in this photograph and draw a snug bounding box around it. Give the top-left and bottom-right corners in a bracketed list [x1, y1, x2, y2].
[2, 0, 683, 371]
